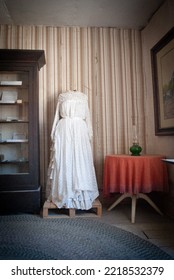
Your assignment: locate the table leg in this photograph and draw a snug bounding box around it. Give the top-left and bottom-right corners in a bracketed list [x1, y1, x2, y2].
[138, 193, 163, 216]
[107, 193, 131, 211]
[131, 194, 137, 223]
[107, 192, 163, 223]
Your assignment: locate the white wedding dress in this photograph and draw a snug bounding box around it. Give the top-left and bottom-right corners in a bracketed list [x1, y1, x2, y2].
[46, 91, 99, 210]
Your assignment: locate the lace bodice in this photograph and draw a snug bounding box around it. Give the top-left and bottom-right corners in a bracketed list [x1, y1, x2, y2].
[51, 91, 93, 140]
[59, 91, 88, 119]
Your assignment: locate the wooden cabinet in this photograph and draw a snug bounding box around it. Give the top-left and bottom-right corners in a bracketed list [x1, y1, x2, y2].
[0, 49, 45, 213]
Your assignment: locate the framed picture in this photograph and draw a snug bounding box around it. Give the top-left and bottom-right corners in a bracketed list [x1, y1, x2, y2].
[151, 27, 174, 135]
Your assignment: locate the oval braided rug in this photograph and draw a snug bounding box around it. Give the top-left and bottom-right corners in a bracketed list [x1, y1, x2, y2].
[0, 214, 172, 260]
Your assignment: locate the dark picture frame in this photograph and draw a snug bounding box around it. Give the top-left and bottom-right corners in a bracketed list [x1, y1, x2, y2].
[151, 27, 174, 135]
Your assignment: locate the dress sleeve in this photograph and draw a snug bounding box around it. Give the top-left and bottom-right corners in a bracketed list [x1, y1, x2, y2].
[85, 102, 93, 140]
[51, 101, 60, 141]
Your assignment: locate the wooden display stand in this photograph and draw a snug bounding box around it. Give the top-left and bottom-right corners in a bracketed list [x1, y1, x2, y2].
[41, 199, 102, 218]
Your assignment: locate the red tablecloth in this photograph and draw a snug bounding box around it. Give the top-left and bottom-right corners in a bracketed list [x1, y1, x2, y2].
[103, 154, 169, 195]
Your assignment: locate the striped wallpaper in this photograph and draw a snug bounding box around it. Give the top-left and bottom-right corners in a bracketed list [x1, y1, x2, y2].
[0, 24, 146, 196]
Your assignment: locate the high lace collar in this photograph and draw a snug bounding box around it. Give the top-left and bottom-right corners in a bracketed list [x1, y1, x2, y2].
[58, 91, 88, 102]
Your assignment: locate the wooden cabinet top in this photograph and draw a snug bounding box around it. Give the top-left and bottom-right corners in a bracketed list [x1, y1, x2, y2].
[0, 49, 46, 70]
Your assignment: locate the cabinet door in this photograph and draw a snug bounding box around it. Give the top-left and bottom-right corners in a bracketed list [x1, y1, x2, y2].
[0, 71, 30, 178]
[0, 50, 45, 213]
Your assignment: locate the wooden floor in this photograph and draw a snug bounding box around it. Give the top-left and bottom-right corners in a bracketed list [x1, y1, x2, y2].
[100, 201, 174, 258]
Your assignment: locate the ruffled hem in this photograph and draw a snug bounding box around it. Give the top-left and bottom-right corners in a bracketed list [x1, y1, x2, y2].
[47, 190, 99, 210]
